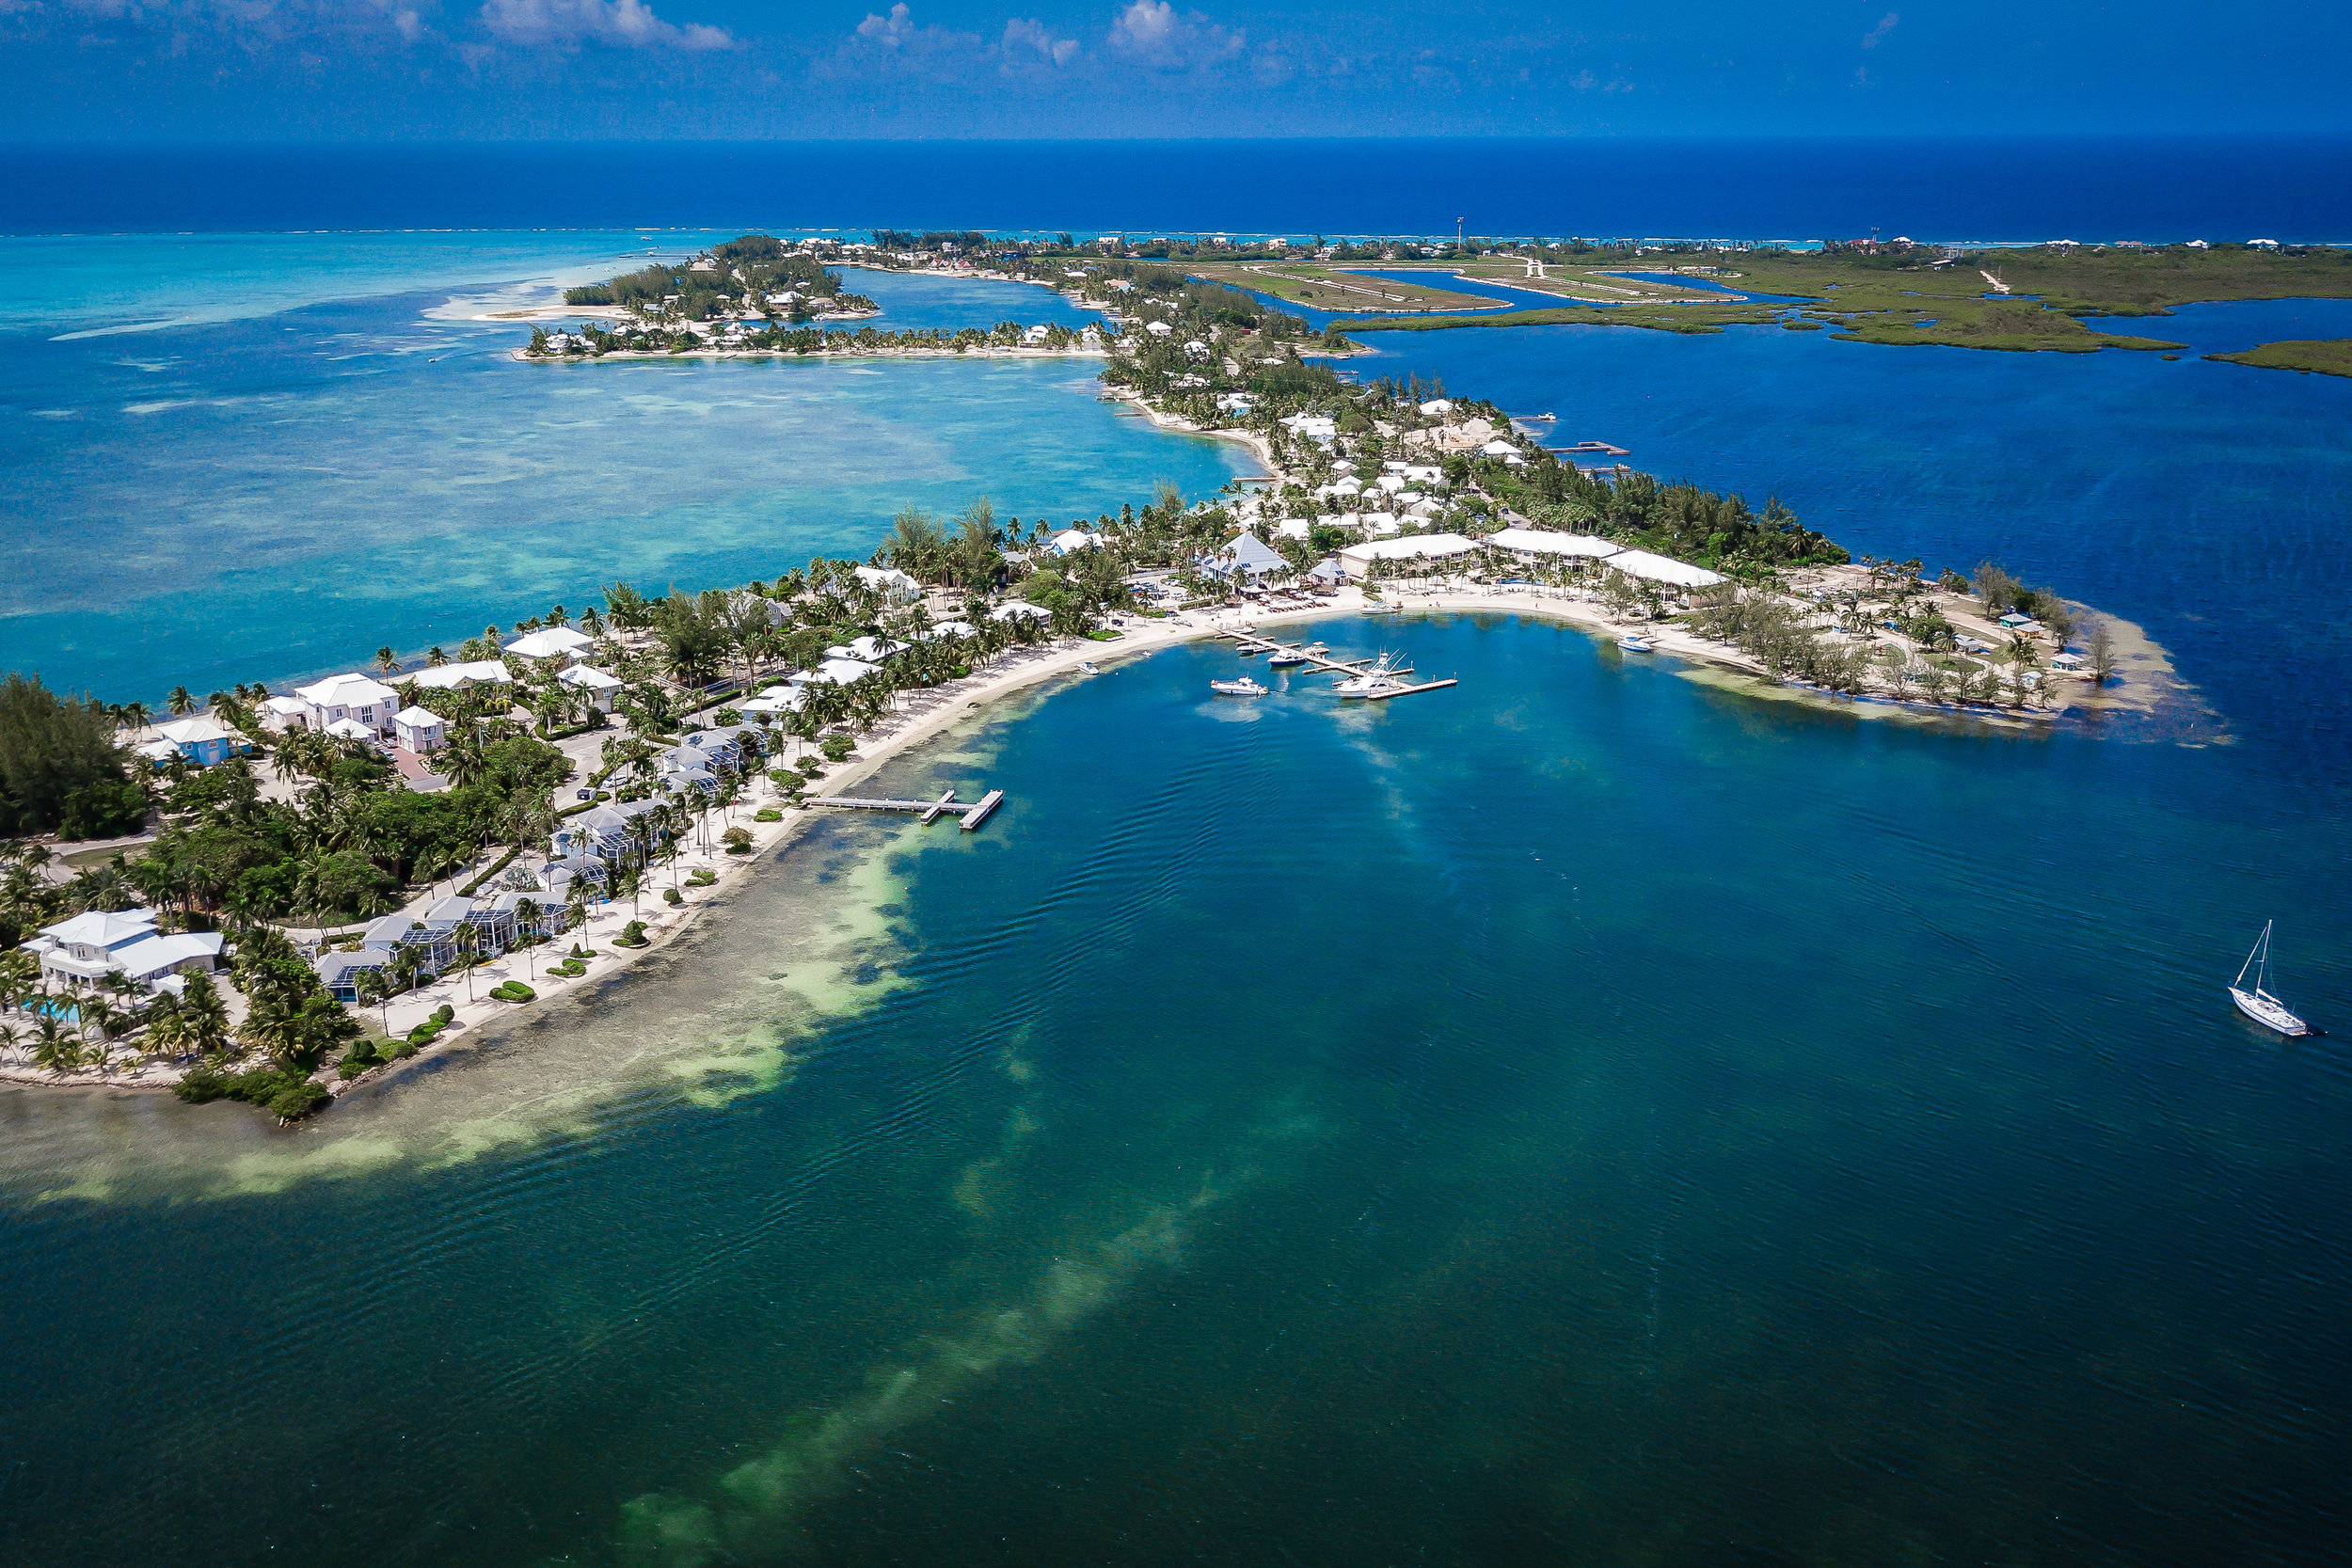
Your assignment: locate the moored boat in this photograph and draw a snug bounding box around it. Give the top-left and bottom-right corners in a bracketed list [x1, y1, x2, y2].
[1616, 634, 1656, 653]
[1210, 676, 1268, 697]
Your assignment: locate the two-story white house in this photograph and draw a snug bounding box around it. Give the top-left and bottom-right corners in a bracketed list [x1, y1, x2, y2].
[294, 673, 401, 737]
[28, 910, 224, 994]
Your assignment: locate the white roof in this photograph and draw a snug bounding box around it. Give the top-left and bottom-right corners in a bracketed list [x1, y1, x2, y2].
[156, 716, 236, 745]
[408, 659, 512, 689]
[1488, 527, 1623, 560]
[325, 718, 377, 740]
[1050, 529, 1102, 553]
[1338, 533, 1482, 566]
[108, 931, 224, 979]
[922, 620, 977, 640]
[1480, 439, 1518, 455]
[1607, 549, 1724, 588]
[853, 564, 919, 594]
[1144, 320, 1173, 335]
[40, 909, 159, 947]
[504, 626, 593, 659]
[294, 672, 397, 707]
[392, 705, 442, 727]
[135, 738, 180, 762]
[1419, 398, 1454, 414]
[261, 695, 310, 716]
[993, 602, 1053, 621]
[788, 657, 882, 686]
[557, 664, 623, 690]
[741, 688, 807, 715]
[828, 635, 908, 663]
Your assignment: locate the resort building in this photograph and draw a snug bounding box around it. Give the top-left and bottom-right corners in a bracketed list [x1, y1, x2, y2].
[28, 910, 224, 994]
[740, 686, 807, 721]
[1606, 549, 1725, 589]
[558, 664, 624, 711]
[788, 657, 883, 687]
[503, 626, 594, 666]
[552, 800, 669, 863]
[1202, 532, 1289, 585]
[1486, 527, 1624, 568]
[392, 706, 447, 754]
[294, 673, 401, 737]
[1337, 533, 1483, 579]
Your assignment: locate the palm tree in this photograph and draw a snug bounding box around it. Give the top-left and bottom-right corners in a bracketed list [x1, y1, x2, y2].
[453, 920, 479, 1004]
[373, 646, 403, 675]
[181, 972, 230, 1061]
[167, 686, 196, 717]
[33, 1013, 73, 1073]
[356, 969, 393, 1034]
[514, 898, 541, 978]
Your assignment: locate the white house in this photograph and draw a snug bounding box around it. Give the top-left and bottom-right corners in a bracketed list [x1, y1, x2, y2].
[294, 673, 400, 736]
[259, 695, 311, 731]
[557, 664, 624, 711]
[1418, 398, 1454, 416]
[1143, 320, 1173, 337]
[504, 626, 593, 665]
[741, 685, 807, 721]
[851, 564, 922, 604]
[787, 657, 882, 687]
[993, 602, 1053, 624]
[1049, 529, 1102, 556]
[408, 659, 513, 692]
[29, 910, 223, 993]
[1280, 413, 1337, 444]
[392, 705, 447, 754]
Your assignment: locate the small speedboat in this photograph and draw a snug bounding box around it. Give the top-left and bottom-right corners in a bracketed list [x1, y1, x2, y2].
[1210, 676, 1268, 697]
[1079, 661, 1099, 673]
[1616, 635, 1656, 653]
[2229, 921, 2310, 1037]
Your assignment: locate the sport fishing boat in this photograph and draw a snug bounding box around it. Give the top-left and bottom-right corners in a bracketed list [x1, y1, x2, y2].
[2228, 921, 2310, 1037]
[1210, 676, 1268, 697]
[1332, 652, 1414, 698]
[1266, 646, 1309, 667]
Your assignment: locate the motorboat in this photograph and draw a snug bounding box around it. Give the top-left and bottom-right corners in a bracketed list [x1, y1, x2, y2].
[1332, 652, 1413, 698]
[1079, 661, 1098, 674]
[1616, 634, 1656, 653]
[1210, 676, 1268, 697]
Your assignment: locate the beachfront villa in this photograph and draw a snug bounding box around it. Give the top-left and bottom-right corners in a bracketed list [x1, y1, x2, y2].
[553, 800, 669, 863]
[788, 657, 883, 687]
[852, 564, 922, 605]
[294, 673, 401, 736]
[558, 664, 624, 711]
[28, 910, 224, 995]
[1049, 529, 1102, 555]
[740, 685, 807, 721]
[132, 716, 248, 770]
[504, 626, 593, 666]
[1281, 413, 1338, 445]
[392, 705, 447, 754]
[407, 659, 513, 692]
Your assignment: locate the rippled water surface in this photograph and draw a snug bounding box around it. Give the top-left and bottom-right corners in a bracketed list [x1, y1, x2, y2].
[5, 618, 2348, 1566]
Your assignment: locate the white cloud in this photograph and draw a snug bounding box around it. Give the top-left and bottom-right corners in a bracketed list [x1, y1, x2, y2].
[478, 0, 731, 51]
[1105, 0, 1241, 72]
[1861, 11, 1898, 48]
[1001, 15, 1076, 70]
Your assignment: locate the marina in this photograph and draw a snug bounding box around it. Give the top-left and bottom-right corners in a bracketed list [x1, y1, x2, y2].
[1224, 631, 1456, 703]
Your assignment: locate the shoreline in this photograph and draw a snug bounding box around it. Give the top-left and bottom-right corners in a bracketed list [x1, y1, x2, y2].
[0, 585, 2182, 1106]
[507, 342, 1107, 365]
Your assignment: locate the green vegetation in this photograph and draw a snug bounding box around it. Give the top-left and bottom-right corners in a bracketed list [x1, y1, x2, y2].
[0, 673, 147, 840]
[1185, 262, 1502, 314]
[2202, 339, 2352, 377]
[561, 234, 873, 322]
[1335, 303, 1777, 337]
[490, 980, 536, 1002]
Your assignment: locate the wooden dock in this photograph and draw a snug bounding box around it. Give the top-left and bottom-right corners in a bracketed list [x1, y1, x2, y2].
[1361, 678, 1457, 701]
[806, 786, 1005, 833]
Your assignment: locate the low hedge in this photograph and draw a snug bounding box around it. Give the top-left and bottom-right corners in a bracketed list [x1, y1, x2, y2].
[491, 981, 536, 1003]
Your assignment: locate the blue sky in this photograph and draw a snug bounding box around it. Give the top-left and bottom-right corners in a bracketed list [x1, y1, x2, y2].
[3, 1, 2346, 141]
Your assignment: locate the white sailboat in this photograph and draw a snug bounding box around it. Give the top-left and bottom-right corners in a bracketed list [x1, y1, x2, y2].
[2228, 921, 2309, 1037]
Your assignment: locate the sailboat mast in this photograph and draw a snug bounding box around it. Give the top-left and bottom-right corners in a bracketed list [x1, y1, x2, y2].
[2256, 920, 2273, 996]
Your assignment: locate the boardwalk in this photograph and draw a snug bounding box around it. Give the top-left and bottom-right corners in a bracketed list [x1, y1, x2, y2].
[805, 786, 1006, 832]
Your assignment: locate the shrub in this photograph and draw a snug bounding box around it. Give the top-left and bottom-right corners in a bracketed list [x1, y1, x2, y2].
[616, 920, 647, 947]
[433, 1004, 454, 1025]
[491, 981, 536, 1002]
[390, 1038, 419, 1059]
[819, 735, 854, 762]
[265, 1081, 331, 1119]
[662, 887, 683, 906]
[175, 1066, 330, 1120]
[754, 808, 782, 823]
[723, 827, 753, 854]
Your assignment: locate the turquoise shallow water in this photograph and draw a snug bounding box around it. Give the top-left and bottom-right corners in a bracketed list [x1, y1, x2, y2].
[3, 616, 2347, 1565]
[0, 238, 1227, 699]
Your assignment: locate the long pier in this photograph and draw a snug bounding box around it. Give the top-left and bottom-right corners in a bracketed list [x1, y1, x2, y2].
[806, 787, 1005, 832]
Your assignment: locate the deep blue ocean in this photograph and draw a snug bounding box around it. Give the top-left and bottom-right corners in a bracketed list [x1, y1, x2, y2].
[3, 143, 2350, 1568]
